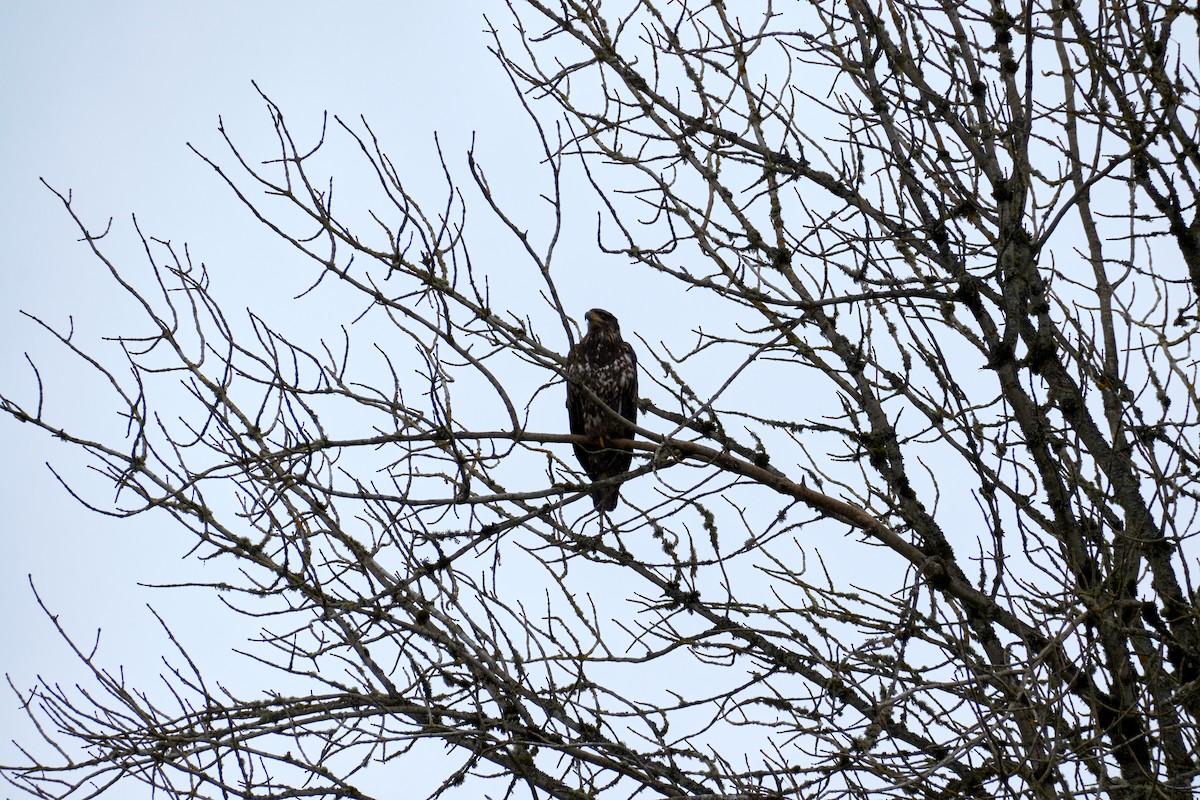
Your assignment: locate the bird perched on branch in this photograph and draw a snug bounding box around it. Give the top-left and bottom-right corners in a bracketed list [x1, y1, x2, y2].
[566, 308, 638, 511]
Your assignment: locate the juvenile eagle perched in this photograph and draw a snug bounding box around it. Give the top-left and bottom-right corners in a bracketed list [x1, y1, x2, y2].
[566, 308, 638, 511]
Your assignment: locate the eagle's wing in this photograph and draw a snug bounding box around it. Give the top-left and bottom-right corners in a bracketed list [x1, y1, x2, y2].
[619, 342, 638, 428]
[565, 346, 594, 473]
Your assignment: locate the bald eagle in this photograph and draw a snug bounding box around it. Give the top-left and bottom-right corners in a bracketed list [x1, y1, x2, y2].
[566, 309, 638, 510]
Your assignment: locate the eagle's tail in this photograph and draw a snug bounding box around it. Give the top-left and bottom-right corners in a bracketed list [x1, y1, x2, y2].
[592, 485, 620, 512]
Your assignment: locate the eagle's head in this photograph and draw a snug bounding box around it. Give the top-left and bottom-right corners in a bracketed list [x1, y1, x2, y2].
[584, 308, 621, 336]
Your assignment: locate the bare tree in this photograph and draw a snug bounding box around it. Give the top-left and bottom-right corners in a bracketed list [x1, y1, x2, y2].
[5, 0, 1200, 798]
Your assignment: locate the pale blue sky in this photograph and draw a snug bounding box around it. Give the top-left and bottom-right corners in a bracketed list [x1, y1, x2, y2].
[8, 3, 1195, 798]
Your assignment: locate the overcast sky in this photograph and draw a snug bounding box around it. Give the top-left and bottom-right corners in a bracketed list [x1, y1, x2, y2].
[7, 3, 1188, 797]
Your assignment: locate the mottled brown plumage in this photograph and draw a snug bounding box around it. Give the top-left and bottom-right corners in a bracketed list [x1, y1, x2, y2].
[566, 309, 638, 510]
